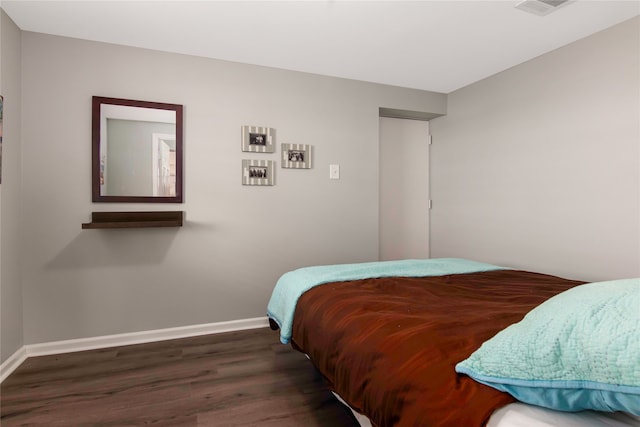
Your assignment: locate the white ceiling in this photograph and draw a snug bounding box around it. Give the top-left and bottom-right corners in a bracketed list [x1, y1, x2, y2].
[2, 0, 639, 93]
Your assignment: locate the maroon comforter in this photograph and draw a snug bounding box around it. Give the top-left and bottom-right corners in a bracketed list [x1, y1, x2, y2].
[288, 269, 584, 427]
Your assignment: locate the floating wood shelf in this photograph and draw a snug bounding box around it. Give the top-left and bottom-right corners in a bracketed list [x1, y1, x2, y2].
[82, 211, 184, 229]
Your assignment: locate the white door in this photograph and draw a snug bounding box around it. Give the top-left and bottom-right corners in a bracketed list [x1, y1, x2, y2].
[379, 117, 430, 260]
[152, 134, 174, 196]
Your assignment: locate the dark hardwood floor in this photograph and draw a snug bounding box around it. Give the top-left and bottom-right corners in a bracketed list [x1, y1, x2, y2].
[1, 328, 360, 426]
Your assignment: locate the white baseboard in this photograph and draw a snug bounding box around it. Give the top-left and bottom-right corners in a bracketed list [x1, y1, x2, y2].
[0, 316, 269, 383]
[0, 346, 28, 383]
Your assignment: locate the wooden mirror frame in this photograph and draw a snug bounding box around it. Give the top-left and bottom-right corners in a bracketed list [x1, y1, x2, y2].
[92, 96, 184, 203]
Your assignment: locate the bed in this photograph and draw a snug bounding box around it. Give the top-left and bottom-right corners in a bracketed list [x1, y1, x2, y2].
[267, 258, 640, 427]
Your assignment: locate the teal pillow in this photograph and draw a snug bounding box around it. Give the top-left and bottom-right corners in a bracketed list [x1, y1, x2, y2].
[456, 278, 640, 415]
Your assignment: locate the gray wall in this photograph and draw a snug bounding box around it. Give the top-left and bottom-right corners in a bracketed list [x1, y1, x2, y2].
[430, 17, 640, 282]
[1, 10, 24, 363]
[19, 32, 446, 344]
[6, 14, 637, 356]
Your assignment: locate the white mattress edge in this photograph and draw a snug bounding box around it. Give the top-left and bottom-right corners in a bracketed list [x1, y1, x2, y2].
[331, 392, 640, 427]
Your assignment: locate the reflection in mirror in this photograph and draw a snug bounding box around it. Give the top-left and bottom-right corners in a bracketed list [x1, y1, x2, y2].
[92, 96, 183, 203]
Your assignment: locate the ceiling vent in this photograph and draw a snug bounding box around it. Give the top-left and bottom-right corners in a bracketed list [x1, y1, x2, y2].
[515, 0, 572, 16]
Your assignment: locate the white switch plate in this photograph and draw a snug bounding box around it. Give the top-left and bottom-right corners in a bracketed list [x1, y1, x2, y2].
[329, 164, 340, 180]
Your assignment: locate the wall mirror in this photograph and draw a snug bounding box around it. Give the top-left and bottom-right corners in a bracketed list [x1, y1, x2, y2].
[92, 96, 183, 203]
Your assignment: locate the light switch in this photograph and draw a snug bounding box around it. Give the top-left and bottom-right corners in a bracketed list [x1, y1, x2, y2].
[329, 164, 340, 180]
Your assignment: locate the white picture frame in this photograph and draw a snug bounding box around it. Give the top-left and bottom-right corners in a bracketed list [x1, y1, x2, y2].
[242, 159, 275, 186]
[241, 125, 275, 153]
[281, 143, 313, 169]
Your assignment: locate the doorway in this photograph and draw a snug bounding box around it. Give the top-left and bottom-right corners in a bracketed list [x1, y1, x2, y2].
[379, 117, 430, 260]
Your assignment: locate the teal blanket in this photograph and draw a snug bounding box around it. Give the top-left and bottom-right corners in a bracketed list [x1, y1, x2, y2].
[267, 258, 504, 344]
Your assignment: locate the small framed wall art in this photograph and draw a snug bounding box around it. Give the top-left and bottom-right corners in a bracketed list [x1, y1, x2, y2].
[281, 143, 313, 169]
[241, 125, 275, 153]
[242, 159, 275, 186]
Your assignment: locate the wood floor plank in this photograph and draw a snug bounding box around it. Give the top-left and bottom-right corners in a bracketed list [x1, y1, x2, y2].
[1, 327, 359, 426]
